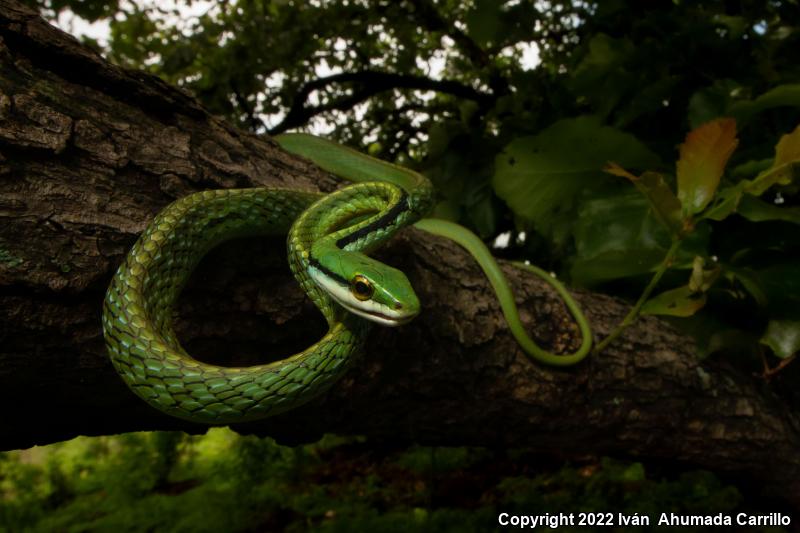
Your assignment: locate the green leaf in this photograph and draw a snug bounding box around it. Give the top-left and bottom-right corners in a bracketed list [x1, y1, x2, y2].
[688, 256, 721, 293]
[743, 123, 800, 195]
[724, 267, 768, 308]
[731, 158, 773, 179]
[701, 182, 746, 221]
[605, 164, 684, 235]
[492, 116, 660, 246]
[570, 190, 709, 286]
[728, 84, 800, 124]
[701, 124, 800, 222]
[774, 123, 800, 168]
[641, 257, 718, 317]
[423, 124, 497, 237]
[758, 264, 800, 315]
[641, 286, 707, 317]
[737, 195, 800, 225]
[745, 163, 799, 197]
[614, 76, 678, 128]
[430, 200, 460, 222]
[676, 118, 738, 216]
[568, 34, 635, 120]
[571, 248, 669, 287]
[707, 329, 760, 359]
[621, 462, 646, 482]
[462, 182, 497, 238]
[712, 15, 748, 38]
[687, 80, 741, 128]
[465, 0, 502, 47]
[761, 319, 800, 359]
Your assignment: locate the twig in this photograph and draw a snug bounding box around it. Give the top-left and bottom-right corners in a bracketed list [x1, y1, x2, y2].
[594, 238, 683, 354]
[762, 352, 797, 382]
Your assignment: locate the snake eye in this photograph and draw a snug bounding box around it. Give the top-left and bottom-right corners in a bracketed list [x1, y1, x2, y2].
[350, 275, 373, 301]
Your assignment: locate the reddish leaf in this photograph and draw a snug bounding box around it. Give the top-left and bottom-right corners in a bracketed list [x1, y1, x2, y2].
[677, 118, 739, 216]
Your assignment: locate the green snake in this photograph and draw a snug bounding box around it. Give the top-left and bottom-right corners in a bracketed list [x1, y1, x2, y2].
[102, 134, 592, 423]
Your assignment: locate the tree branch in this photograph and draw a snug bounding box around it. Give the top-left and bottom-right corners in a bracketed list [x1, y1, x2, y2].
[2, 0, 800, 510]
[231, 79, 265, 133]
[269, 70, 493, 134]
[400, 0, 511, 98]
[403, 0, 491, 68]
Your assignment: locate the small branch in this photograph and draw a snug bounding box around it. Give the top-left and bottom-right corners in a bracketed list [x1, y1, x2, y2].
[231, 80, 264, 133]
[400, 0, 511, 97]
[594, 238, 683, 354]
[403, 0, 490, 68]
[269, 70, 493, 134]
[762, 351, 797, 382]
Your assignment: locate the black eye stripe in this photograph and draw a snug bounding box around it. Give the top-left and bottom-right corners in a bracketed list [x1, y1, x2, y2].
[308, 256, 349, 287]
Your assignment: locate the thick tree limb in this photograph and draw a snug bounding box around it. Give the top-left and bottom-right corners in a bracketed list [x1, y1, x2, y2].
[1, 0, 799, 509]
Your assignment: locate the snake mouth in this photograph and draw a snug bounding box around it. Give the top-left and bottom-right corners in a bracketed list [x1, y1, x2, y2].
[338, 299, 418, 327]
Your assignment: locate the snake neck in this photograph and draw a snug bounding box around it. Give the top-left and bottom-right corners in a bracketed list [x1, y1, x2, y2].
[275, 133, 435, 219]
[287, 180, 431, 325]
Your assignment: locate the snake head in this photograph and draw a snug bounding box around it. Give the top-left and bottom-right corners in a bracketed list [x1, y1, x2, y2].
[308, 248, 420, 326]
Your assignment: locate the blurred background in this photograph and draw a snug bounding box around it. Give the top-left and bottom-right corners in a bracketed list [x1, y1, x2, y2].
[3, 0, 800, 530]
[0, 429, 762, 531]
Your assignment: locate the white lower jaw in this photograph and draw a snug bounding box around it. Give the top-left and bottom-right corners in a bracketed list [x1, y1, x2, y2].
[338, 300, 414, 327]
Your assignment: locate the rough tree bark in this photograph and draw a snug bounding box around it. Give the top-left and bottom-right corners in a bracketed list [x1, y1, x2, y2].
[1, 0, 799, 508]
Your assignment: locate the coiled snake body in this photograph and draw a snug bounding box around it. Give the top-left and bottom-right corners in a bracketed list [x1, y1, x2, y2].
[103, 134, 592, 423]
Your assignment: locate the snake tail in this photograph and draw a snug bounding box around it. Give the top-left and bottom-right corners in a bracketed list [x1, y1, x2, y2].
[413, 219, 592, 366]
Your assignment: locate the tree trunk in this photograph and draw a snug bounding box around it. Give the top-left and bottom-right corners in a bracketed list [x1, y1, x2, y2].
[1, 0, 799, 508]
